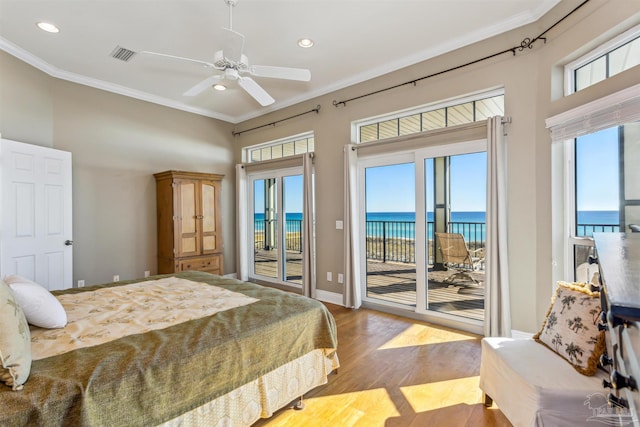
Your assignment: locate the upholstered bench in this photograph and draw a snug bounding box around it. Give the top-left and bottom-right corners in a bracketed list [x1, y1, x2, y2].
[479, 336, 607, 426]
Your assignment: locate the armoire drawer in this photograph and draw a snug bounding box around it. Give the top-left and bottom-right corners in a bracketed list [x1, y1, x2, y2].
[178, 255, 222, 274]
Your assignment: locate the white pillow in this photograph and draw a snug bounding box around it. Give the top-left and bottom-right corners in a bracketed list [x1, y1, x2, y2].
[4, 275, 67, 329]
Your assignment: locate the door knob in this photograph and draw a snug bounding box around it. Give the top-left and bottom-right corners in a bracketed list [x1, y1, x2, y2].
[65, 240, 73, 246]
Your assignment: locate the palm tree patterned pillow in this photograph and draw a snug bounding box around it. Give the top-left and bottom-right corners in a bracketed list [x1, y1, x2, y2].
[533, 281, 605, 376]
[0, 279, 32, 390]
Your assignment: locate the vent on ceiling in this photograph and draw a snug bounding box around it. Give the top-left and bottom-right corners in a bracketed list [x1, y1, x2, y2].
[110, 46, 137, 62]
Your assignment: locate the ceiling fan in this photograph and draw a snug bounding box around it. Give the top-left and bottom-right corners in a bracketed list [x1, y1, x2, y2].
[139, 0, 311, 106]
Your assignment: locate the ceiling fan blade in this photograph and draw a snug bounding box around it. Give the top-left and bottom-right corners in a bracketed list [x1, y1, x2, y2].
[183, 75, 224, 97]
[249, 65, 311, 82]
[221, 27, 245, 63]
[140, 51, 216, 69]
[238, 76, 275, 106]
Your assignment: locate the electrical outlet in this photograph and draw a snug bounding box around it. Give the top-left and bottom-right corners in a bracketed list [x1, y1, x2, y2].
[338, 273, 344, 284]
[144, 270, 150, 278]
[113, 275, 120, 282]
[77, 280, 85, 288]
[326, 272, 332, 282]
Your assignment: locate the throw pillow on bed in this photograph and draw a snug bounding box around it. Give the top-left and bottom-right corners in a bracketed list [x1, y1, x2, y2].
[0, 278, 32, 391]
[4, 275, 67, 328]
[533, 281, 605, 376]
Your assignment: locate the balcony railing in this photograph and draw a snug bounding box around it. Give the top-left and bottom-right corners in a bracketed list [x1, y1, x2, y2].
[254, 219, 303, 252]
[576, 223, 620, 237]
[365, 220, 486, 265]
[254, 219, 619, 263]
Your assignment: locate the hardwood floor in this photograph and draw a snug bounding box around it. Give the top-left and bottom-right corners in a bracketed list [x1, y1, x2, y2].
[254, 304, 512, 427]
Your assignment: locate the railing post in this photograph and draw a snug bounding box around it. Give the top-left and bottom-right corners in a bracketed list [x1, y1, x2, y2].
[382, 221, 387, 263]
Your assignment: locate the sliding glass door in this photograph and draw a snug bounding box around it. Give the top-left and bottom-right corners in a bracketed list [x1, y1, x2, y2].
[249, 168, 304, 286]
[423, 150, 486, 321]
[360, 140, 487, 329]
[364, 161, 416, 307]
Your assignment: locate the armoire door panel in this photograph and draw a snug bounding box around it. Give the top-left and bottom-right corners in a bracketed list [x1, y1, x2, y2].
[202, 236, 216, 252]
[179, 181, 197, 235]
[181, 237, 197, 254]
[177, 180, 200, 257]
[201, 180, 220, 254]
[201, 182, 216, 233]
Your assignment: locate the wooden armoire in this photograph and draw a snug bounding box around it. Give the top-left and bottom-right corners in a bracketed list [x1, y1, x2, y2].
[154, 171, 224, 275]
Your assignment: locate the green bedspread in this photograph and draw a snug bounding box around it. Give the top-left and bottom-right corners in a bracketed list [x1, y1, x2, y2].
[0, 272, 338, 427]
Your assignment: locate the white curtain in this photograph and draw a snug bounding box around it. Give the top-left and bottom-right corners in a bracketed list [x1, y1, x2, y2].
[484, 116, 511, 337]
[343, 144, 362, 308]
[302, 153, 315, 298]
[235, 164, 249, 281]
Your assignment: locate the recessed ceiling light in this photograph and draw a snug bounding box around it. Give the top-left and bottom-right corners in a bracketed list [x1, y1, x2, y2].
[36, 22, 60, 33]
[213, 84, 227, 91]
[297, 38, 314, 48]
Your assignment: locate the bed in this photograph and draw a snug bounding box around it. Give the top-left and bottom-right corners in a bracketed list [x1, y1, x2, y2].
[0, 271, 339, 427]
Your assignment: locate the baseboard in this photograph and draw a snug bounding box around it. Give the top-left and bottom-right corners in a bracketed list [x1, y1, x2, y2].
[315, 289, 343, 306]
[223, 273, 237, 279]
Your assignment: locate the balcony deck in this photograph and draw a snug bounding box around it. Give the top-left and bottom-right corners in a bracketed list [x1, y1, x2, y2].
[254, 250, 484, 321]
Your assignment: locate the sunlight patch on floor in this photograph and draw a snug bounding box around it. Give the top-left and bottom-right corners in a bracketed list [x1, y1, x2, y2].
[260, 388, 400, 426]
[400, 376, 482, 413]
[378, 323, 477, 350]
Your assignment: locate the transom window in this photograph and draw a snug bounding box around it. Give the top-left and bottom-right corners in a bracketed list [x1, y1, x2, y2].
[356, 91, 504, 143]
[247, 132, 314, 163]
[565, 24, 640, 95]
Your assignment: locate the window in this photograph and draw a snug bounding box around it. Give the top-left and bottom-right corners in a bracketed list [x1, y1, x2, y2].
[247, 132, 314, 162]
[548, 84, 640, 283]
[574, 127, 621, 237]
[565, 24, 640, 94]
[356, 91, 504, 143]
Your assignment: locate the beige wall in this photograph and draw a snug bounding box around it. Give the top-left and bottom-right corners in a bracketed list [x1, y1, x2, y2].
[0, 51, 236, 285]
[233, 0, 640, 332]
[1, 0, 639, 332]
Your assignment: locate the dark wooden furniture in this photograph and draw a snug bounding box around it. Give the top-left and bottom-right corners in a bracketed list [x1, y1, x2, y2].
[595, 232, 640, 425]
[154, 171, 224, 275]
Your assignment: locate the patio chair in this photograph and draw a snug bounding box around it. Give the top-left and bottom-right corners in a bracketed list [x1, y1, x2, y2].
[434, 232, 485, 285]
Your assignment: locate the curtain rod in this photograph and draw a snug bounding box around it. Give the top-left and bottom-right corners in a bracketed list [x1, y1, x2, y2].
[333, 0, 591, 108]
[232, 105, 321, 136]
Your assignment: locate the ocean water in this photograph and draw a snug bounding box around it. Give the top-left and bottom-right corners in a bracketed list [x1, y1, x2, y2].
[254, 211, 619, 240]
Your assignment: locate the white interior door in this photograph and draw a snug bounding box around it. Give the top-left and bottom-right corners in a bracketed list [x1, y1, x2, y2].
[1, 138, 73, 290]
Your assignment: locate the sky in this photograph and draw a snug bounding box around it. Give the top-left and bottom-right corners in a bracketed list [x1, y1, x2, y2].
[576, 126, 619, 211]
[365, 152, 488, 213]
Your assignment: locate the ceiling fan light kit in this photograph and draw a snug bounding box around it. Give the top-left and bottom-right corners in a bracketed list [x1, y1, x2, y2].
[139, 0, 311, 107]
